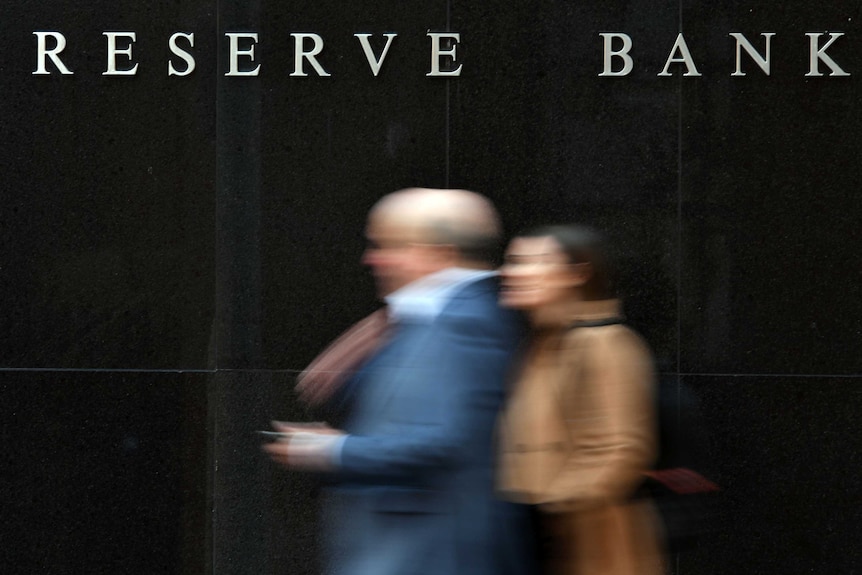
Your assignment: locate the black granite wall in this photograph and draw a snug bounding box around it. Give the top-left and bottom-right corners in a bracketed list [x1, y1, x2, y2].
[3, 1, 860, 574]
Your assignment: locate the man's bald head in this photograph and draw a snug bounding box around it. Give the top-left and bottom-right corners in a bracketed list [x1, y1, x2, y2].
[369, 188, 502, 265]
[363, 188, 503, 297]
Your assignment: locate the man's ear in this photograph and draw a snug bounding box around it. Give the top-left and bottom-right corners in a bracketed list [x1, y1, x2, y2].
[433, 243, 460, 266]
[412, 242, 459, 270]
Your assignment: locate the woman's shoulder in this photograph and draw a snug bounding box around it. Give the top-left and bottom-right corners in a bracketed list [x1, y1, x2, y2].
[560, 321, 653, 362]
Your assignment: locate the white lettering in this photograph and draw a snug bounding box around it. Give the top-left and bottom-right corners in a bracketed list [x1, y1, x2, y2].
[103, 32, 139, 76]
[658, 33, 702, 77]
[427, 32, 462, 77]
[225, 33, 261, 76]
[33, 32, 73, 75]
[354, 33, 397, 77]
[290, 33, 330, 77]
[599, 33, 633, 77]
[731, 33, 774, 76]
[806, 32, 850, 77]
[168, 32, 196, 76]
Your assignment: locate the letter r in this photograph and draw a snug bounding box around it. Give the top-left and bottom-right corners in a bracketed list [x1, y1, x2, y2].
[33, 32, 73, 75]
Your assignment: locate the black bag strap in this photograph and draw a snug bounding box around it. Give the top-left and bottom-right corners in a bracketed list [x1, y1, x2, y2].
[567, 316, 625, 329]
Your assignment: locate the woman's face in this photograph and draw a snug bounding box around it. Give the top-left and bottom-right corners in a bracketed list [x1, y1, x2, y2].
[499, 236, 585, 310]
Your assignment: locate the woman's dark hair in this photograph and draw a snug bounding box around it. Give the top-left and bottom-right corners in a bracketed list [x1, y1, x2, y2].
[519, 224, 616, 300]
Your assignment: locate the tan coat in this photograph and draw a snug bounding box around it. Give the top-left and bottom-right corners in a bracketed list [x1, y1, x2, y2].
[498, 299, 665, 575]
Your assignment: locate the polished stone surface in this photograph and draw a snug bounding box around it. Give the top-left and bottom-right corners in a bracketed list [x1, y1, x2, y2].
[679, 375, 862, 575]
[2, 0, 860, 574]
[3, 371, 208, 574]
[679, 2, 862, 375]
[1, 1, 217, 370]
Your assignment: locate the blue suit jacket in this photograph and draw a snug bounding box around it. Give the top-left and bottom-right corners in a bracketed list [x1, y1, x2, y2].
[323, 276, 525, 575]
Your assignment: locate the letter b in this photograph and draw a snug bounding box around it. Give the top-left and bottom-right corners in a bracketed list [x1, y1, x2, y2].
[599, 33, 633, 77]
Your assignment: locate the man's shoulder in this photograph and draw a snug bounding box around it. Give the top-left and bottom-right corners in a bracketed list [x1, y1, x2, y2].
[446, 273, 499, 300]
[438, 278, 524, 341]
[442, 276, 504, 316]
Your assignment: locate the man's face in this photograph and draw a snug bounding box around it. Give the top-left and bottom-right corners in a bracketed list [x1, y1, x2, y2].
[361, 212, 430, 298]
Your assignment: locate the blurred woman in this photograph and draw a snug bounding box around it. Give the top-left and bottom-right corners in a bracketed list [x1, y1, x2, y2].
[497, 225, 664, 575]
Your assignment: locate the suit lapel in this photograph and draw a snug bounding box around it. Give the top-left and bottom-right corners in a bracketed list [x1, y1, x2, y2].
[366, 320, 438, 419]
[349, 276, 499, 428]
[347, 320, 437, 429]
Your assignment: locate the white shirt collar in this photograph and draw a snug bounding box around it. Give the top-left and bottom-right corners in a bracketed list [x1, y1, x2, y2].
[385, 267, 496, 323]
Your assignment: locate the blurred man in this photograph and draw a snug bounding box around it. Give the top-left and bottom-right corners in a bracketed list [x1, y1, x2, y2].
[265, 188, 525, 575]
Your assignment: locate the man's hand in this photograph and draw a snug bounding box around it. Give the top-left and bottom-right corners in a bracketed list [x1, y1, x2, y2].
[270, 420, 340, 435]
[262, 421, 345, 471]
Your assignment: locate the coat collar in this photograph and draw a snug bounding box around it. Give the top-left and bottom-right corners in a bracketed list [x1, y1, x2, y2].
[385, 267, 497, 323]
[531, 298, 623, 329]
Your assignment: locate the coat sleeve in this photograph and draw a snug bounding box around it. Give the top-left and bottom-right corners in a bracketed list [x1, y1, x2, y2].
[540, 327, 657, 512]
